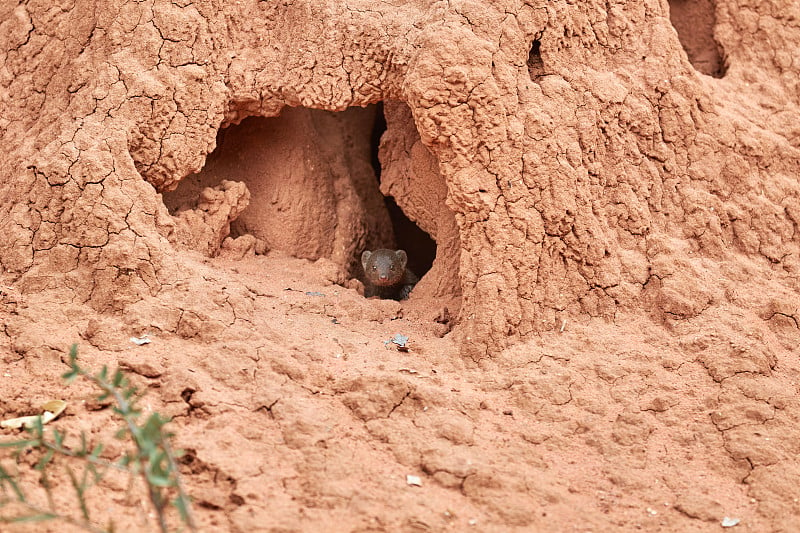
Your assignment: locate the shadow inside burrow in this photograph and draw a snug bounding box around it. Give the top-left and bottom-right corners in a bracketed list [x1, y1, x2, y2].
[667, 0, 728, 78]
[527, 37, 545, 81]
[370, 102, 436, 281]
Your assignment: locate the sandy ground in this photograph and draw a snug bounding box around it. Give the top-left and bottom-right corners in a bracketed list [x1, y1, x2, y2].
[2, 249, 798, 532]
[3, 0, 800, 531]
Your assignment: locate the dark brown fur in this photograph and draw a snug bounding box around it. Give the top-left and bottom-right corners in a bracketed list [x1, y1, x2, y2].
[361, 249, 419, 300]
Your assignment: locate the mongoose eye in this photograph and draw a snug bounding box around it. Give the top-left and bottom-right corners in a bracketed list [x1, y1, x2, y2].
[372, 266, 377, 271]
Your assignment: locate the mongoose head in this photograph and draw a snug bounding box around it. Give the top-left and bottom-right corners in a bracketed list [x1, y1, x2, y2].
[361, 249, 408, 287]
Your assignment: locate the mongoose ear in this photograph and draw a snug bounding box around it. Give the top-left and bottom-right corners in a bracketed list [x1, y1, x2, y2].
[395, 249, 407, 266]
[361, 251, 372, 269]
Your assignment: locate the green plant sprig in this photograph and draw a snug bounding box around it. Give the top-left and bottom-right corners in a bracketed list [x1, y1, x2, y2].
[0, 344, 196, 532]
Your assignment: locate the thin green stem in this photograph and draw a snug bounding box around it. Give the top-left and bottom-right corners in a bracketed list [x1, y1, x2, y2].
[0, 499, 107, 533]
[1, 345, 196, 533]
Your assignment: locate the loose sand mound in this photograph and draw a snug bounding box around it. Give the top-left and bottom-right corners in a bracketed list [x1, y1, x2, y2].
[2, 0, 800, 531]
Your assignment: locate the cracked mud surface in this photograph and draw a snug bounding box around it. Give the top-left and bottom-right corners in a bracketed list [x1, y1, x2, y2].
[2, 251, 800, 532]
[3, 0, 800, 531]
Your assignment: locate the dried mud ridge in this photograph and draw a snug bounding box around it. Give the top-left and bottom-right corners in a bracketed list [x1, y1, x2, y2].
[2, 0, 800, 531]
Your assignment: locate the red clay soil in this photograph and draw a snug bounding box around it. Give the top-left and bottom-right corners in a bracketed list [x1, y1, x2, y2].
[3, 0, 800, 532]
[4, 251, 798, 532]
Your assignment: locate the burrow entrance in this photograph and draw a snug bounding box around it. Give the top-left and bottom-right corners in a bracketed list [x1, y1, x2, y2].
[370, 103, 437, 279]
[668, 0, 727, 78]
[162, 103, 438, 292]
[527, 35, 545, 81]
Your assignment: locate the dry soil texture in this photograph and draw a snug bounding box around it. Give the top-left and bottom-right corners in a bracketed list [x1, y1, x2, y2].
[2, 0, 800, 531]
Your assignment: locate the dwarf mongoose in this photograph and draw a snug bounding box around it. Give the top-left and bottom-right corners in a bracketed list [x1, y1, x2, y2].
[361, 249, 419, 300]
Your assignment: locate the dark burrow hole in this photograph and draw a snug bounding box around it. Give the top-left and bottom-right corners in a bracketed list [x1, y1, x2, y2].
[370, 102, 436, 280]
[668, 0, 727, 78]
[527, 37, 544, 80]
[162, 103, 436, 293]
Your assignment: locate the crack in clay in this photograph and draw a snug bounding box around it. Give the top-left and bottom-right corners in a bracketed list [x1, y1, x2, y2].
[386, 390, 412, 418]
[3, 1, 800, 529]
